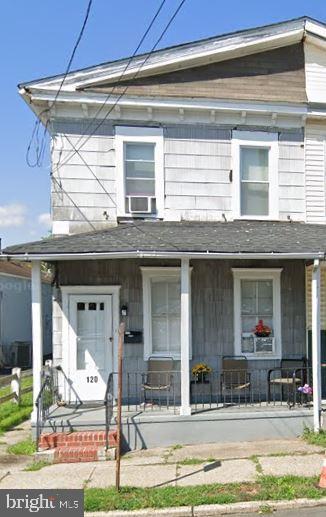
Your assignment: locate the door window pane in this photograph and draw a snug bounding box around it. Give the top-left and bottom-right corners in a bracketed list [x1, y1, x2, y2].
[240, 147, 269, 216]
[76, 301, 105, 370]
[151, 279, 181, 355]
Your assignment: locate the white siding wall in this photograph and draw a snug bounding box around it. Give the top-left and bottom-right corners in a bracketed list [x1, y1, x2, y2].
[164, 126, 232, 221]
[51, 120, 309, 231]
[278, 135, 306, 221]
[51, 121, 116, 233]
[305, 42, 326, 103]
[305, 122, 326, 223]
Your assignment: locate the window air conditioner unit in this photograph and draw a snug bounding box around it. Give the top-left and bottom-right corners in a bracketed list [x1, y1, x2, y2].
[126, 196, 156, 214]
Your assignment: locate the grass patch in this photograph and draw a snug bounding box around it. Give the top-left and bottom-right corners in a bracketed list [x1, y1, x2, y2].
[0, 391, 33, 435]
[0, 375, 32, 399]
[250, 455, 263, 474]
[171, 444, 182, 450]
[84, 476, 326, 512]
[7, 438, 36, 456]
[177, 458, 216, 466]
[302, 427, 326, 448]
[24, 460, 51, 472]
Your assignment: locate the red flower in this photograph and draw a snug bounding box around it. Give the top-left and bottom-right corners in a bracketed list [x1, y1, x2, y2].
[253, 319, 271, 337]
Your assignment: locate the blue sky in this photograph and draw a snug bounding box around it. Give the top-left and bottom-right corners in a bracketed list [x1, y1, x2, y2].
[0, 0, 325, 247]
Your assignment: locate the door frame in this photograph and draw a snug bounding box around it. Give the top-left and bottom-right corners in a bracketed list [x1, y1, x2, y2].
[61, 285, 121, 397]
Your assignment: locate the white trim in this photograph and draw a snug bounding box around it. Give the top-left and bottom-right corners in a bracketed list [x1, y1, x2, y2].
[115, 126, 164, 218]
[26, 90, 310, 116]
[232, 268, 282, 360]
[22, 26, 306, 91]
[1, 251, 325, 261]
[180, 258, 192, 415]
[31, 261, 43, 422]
[311, 260, 322, 431]
[232, 131, 279, 220]
[61, 285, 120, 390]
[141, 267, 192, 361]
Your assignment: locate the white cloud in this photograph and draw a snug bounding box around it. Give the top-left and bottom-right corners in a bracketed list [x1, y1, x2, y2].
[0, 203, 27, 228]
[38, 212, 51, 228]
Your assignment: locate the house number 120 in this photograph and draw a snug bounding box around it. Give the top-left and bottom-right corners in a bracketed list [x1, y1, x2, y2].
[86, 376, 98, 383]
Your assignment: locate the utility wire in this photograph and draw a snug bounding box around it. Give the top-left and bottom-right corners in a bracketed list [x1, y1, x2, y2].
[48, 0, 187, 250]
[51, 174, 96, 231]
[52, 0, 186, 176]
[26, 0, 94, 168]
[52, 0, 166, 175]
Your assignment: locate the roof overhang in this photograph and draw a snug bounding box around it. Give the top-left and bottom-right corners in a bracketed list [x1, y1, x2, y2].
[1, 251, 324, 262]
[20, 17, 324, 94]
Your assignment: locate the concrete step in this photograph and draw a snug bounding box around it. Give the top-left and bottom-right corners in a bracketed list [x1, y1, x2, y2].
[39, 430, 117, 450]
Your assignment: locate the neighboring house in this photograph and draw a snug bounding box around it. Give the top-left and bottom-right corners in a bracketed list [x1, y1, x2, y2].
[0, 261, 52, 366]
[2, 16, 326, 449]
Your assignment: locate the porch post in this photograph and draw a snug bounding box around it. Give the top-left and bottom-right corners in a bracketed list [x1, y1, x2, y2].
[180, 258, 191, 416]
[31, 260, 43, 423]
[312, 259, 322, 432]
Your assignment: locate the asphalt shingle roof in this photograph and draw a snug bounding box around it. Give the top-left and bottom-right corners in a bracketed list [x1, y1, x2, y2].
[2, 221, 326, 257]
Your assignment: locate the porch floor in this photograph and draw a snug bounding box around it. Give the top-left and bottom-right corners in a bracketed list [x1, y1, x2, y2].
[38, 400, 322, 426]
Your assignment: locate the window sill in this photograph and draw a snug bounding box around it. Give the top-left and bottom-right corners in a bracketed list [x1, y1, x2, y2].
[239, 354, 281, 361]
[144, 353, 182, 361]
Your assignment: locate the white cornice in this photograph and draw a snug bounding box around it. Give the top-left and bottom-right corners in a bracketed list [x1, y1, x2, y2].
[24, 89, 309, 117]
[19, 22, 308, 92]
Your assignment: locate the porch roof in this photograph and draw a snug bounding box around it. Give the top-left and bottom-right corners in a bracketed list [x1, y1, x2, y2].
[1, 220, 326, 261]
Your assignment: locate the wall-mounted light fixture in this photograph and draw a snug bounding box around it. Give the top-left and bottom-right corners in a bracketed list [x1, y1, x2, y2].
[121, 304, 128, 317]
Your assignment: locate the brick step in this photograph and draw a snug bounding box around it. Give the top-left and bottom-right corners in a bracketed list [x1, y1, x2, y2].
[39, 430, 117, 450]
[54, 445, 106, 463]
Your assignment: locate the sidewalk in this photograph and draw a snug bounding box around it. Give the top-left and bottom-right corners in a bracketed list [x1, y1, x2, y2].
[0, 426, 324, 489]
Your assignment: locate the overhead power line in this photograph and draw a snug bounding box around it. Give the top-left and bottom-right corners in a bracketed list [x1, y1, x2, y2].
[52, 0, 187, 177]
[26, 0, 94, 168]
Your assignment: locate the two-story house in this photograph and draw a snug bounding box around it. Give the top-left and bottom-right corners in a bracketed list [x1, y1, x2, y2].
[2, 17, 326, 453]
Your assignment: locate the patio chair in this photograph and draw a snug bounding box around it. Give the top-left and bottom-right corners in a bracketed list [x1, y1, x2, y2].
[220, 356, 251, 404]
[267, 357, 308, 407]
[142, 357, 174, 407]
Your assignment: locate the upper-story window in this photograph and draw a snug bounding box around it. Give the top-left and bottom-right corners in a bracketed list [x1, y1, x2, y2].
[124, 143, 156, 214]
[116, 126, 164, 218]
[232, 131, 278, 220]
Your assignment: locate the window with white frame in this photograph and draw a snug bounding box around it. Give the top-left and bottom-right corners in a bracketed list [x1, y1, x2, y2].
[141, 268, 183, 359]
[232, 269, 282, 359]
[115, 126, 164, 218]
[232, 131, 278, 219]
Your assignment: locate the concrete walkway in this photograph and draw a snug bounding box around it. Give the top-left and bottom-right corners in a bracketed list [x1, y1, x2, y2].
[0, 423, 324, 489]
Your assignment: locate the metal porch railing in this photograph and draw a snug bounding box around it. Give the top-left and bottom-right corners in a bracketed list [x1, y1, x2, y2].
[110, 367, 314, 414]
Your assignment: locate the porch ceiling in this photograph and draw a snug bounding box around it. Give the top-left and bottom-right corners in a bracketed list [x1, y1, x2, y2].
[1, 220, 326, 260]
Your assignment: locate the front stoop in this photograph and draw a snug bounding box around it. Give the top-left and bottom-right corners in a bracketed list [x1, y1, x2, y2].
[38, 430, 117, 463]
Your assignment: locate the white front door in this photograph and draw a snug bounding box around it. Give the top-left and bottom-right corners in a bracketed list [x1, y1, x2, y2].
[68, 294, 113, 401]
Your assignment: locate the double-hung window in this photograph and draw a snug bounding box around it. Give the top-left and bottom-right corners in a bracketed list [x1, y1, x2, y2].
[232, 131, 278, 219]
[232, 269, 282, 359]
[116, 126, 164, 218]
[141, 268, 186, 360]
[124, 143, 156, 213]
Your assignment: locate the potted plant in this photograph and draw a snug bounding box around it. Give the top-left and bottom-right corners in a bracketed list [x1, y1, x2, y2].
[191, 363, 212, 383]
[253, 319, 271, 337]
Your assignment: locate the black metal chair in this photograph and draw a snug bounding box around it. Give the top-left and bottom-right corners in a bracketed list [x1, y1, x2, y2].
[267, 357, 308, 407]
